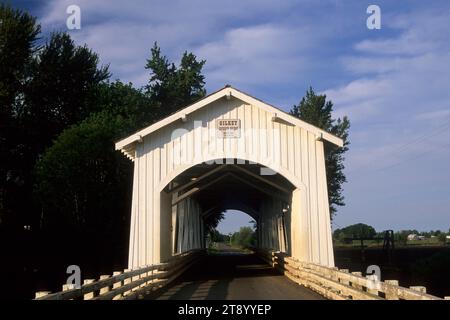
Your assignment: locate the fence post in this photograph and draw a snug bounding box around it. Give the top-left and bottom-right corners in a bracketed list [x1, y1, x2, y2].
[83, 279, 95, 300]
[351, 272, 363, 290]
[132, 269, 141, 292]
[410, 286, 426, 294]
[123, 269, 131, 296]
[112, 271, 123, 300]
[366, 277, 380, 296]
[140, 267, 148, 289]
[329, 267, 339, 282]
[62, 283, 75, 300]
[35, 291, 51, 299]
[99, 275, 110, 295]
[339, 269, 350, 285]
[384, 280, 399, 300]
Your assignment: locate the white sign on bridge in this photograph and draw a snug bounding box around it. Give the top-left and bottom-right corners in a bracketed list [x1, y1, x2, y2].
[217, 119, 241, 138]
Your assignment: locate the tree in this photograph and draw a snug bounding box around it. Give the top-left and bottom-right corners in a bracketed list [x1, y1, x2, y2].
[33, 80, 155, 277]
[145, 42, 206, 118]
[24, 32, 110, 149]
[290, 87, 350, 219]
[204, 211, 225, 235]
[34, 81, 149, 232]
[209, 229, 229, 243]
[231, 226, 256, 249]
[437, 233, 447, 244]
[35, 111, 131, 232]
[0, 4, 40, 117]
[96, 81, 157, 130]
[0, 4, 40, 227]
[333, 223, 376, 239]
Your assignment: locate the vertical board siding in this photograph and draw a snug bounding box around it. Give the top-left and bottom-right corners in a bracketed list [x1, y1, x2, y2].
[129, 156, 139, 267]
[307, 131, 320, 264]
[138, 144, 146, 267]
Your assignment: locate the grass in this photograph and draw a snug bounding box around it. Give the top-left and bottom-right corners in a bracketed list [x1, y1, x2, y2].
[406, 238, 445, 246]
[334, 238, 448, 248]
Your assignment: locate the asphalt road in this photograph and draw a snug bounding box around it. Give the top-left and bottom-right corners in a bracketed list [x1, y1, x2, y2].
[147, 245, 324, 300]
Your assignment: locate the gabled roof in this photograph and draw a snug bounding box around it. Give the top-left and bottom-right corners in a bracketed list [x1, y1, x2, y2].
[115, 85, 343, 158]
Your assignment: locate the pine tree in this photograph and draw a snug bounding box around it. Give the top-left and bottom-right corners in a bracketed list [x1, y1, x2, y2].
[145, 42, 206, 118]
[290, 87, 350, 220]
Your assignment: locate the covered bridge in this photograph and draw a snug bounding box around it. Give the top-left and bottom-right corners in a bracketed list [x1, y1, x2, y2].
[115, 85, 343, 269]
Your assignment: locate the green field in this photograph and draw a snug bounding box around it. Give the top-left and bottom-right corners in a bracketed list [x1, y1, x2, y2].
[334, 237, 447, 248]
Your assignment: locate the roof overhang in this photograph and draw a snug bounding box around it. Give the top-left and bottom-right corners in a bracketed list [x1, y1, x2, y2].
[115, 85, 344, 160]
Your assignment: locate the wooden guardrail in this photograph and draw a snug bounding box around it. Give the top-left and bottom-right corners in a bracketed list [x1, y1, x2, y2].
[257, 250, 449, 300]
[35, 249, 204, 300]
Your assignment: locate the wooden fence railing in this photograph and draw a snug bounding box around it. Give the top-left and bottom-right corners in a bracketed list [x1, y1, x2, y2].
[257, 250, 449, 300]
[34, 249, 204, 300]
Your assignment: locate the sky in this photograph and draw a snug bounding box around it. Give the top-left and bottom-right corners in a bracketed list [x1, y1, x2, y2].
[11, 0, 450, 232]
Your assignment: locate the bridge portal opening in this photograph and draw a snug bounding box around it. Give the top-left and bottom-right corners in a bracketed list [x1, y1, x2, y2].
[161, 159, 295, 259]
[217, 210, 256, 236]
[204, 209, 257, 253]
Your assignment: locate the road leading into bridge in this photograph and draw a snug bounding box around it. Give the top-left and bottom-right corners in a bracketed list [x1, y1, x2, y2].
[146, 244, 325, 300]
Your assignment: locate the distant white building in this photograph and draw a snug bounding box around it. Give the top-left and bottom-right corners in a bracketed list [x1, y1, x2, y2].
[407, 234, 425, 241]
[407, 234, 418, 241]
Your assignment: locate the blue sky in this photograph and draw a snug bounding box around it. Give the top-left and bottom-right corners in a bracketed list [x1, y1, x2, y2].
[12, 0, 450, 233]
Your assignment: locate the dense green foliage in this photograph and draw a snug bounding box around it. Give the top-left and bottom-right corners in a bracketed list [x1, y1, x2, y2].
[333, 223, 377, 241]
[204, 212, 226, 236]
[0, 4, 40, 227]
[231, 226, 257, 249]
[209, 229, 230, 243]
[0, 4, 208, 250]
[0, 4, 110, 229]
[207, 223, 257, 250]
[290, 87, 350, 219]
[35, 109, 130, 233]
[35, 47, 207, 236]
[145, 42, 206, 119]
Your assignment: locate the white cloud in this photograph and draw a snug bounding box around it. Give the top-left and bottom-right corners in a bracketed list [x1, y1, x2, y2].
[415, 109, 450, 121]
[195, 24, 312, 86]
[37, 0, 335, 89]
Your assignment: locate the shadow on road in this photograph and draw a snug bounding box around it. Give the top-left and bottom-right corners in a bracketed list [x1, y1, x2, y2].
[146, 246, 324, 300]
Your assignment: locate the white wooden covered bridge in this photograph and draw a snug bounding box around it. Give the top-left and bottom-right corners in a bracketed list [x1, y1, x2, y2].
[115, 85, 343, 269]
